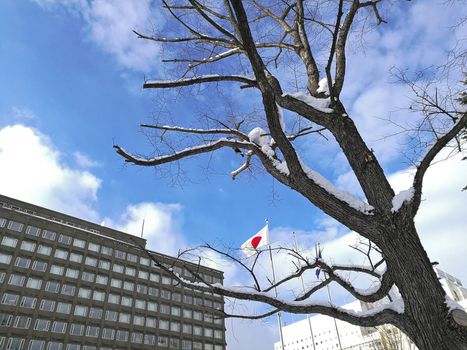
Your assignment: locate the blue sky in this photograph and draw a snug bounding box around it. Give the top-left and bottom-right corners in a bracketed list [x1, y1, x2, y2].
[0, 1, 466, 349]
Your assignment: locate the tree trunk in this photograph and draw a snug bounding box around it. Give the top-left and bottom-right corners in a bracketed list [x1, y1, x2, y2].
[380, 219, 467, 350]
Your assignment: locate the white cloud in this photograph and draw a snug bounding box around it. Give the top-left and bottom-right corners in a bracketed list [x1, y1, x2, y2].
[73, 151, 101, 168]
[33, 0, 163, 72]
[0, 124, 101, 221]
[102, 201, 186, 255]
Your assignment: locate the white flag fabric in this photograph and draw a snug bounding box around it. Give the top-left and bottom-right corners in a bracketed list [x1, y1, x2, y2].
[241, 224, 270, 257]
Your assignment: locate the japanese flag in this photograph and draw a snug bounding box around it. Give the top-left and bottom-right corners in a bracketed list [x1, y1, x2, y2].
[241, 225, 270, 257]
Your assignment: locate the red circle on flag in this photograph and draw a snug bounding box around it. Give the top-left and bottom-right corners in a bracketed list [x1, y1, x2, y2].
[251, 236, 262, 249]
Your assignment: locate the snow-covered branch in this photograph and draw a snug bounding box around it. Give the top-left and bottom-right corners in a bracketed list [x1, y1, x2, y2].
[140, 124, 248, 140]
[143, 75, 257, 89]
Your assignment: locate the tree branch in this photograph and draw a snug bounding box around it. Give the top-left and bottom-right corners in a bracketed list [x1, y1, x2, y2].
[143, 75, 257, 89]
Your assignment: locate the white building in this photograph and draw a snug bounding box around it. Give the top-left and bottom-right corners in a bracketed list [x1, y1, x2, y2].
[274, 268, 467, 350]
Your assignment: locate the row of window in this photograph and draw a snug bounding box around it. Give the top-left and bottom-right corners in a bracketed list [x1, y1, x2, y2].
[1, 218, 221, 284]
[0, 337, 224, 350]
[0, 251, 222, 308]
[1, 238, 221, 289]
[0, 310, 223, 339]
[1, 292, 224, 328]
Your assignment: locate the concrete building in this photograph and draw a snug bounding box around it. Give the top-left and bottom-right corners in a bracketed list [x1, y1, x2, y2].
[0, 194, 226, 350]
[274, 270, 467, 350]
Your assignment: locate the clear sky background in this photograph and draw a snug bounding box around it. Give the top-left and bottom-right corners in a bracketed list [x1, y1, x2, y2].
[0, 1, 466, 349]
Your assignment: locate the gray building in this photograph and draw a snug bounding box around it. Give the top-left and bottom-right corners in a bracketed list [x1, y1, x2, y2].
[0, 194, 225, 350]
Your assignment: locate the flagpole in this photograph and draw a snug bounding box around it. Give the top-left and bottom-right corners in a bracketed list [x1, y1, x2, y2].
[317, 243, 343, 350]
[292, 232, 317, 350]
[266, 220, 286, 350]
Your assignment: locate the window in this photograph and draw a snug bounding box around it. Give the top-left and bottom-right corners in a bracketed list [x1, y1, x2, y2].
[101, 246, 112, 255]
[98, 260, 110, 270]
[131, 332, 143, 344]
[159, 319, 169, 330]
[136, 284, 148, 294]
[160, 304, 170, 314]
[170, 338, 180, 349]
[61, 284, 75, 296]
[214, 330, 223, 339]
[193, 342, 202, 350]
[95, 275, 107, 285]
[81, 271, 94, 282]
[183, 309, 192, 319]
[89, 307, 102, 319]
[0, 313, 13, 327]
[116, 330, 128, 342]
[140, 257, 150, 266]
[133, 315, 145, 326]
[6, 338, 24, 350]
[183, 295, 193, 304]
[147, 301, 158, 312]
[88, 242, 100, 252]
[52, 321, 67, 333]
[115, 250, 126, 259]
[9, 274, 25, 287]
[15, 257, 31, 269]
[78, 288, 91, 299]
[125, 267, 135, 277]
[127, 253, 137, 263]
[20, 241, 35, 252]
[171, 306, 181, 317]
[107, 293, 119, 304]
[144, 335, 156, 345]
[204, 345, 213, 350]
[172, 292, 182, 302]
[193, 326, 202, 336]
[123, 281, 134, 291]
[193, 311, 202, 321]
[149, 273, 160, 282]
[2, 293, 19, 306]
[29, 340, 46, 350]
[37, 244, 52, 255]
[86, 326, 99, 337]
[8, 220, 23, 232]
[118, 313, 130, 324]
[26, 277, 42, 289]
[161, 290, 171, 300]
[32, 260, 47, 272]
[42, 230, 56, 240]
[0, 218, 5, 227]
[194, 297, 203, 306]
[65, 345, 80, 350]
[20, 296, 36, 308]
[14, 315, 31, 329]
[69, 253, 83, 263]
[1, 236, 17, 248]
[181, 340, 192, 350]
[146, 317, 157, 327]
[0, 272, 4, 283]
[110, 278, 122, 288]
[183, 324, 192, 334]
[39, 300, 55, 312]
[214, 346, 223, 350]
[204, 328, 213, 337]
[73, 305, 87, 317]
[92, 290, 105, 302]
[0, 253, 12, 265]
[105, 310, 118, 321]
[73, 238, 86, 248]
[85, 256, 97, 267]
[148, 287, 158, 297]
[56, 302, 72, 314]
[112, 264, 124, 273]
[54, 249, 68, 260]
[50, 265, 64, 276]
[69, 323, 84, 336]
[82, 347, 95, 350]
[158, 336, 169, 347]
[170, 321, 180, 332]
[101, 328, 115, 340]
[26, 225, 41, 236]
[135, 299, 146, 309]
[65, 268, 79, 279]
[121, 296, 132, 307]
[45, 281, 60, 293]
[58, 234, 72, 245]
[162, 276, 172, 285]
[47, 343, 62, 350]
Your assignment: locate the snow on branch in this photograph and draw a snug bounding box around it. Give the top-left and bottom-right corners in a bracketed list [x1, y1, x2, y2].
[114, 139, 257, 166]
[143, 75, 257, 89]
[140, 124, 248, 140]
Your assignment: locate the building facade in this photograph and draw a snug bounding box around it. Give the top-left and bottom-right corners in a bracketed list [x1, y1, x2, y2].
[0, 194, 226, 350]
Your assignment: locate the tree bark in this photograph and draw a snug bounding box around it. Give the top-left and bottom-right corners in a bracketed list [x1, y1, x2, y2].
[380, 218, 467, 350]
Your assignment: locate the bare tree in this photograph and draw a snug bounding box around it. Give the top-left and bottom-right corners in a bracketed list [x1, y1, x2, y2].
[114, 1, 467, 349]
